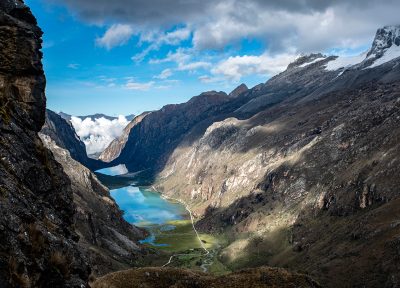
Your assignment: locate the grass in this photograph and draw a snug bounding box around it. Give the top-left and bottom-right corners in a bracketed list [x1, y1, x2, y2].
[0, 186, 8, 198]
[145, 219, 220, 252]
[140, 219, 231, 274]
[91, 266, 322, 288]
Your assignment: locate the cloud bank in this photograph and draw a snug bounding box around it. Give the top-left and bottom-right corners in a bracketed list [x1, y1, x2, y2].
[70, 115, 129, 155]
[52, 0, 400, 53]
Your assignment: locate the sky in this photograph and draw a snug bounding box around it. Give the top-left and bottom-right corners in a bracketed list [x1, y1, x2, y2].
[25, 0, 399, 116]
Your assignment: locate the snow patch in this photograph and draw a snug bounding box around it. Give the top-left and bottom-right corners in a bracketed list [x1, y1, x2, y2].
[368, 44, 400, 68]
[325, 52, 366, 71]
[298, 57, 325, 68]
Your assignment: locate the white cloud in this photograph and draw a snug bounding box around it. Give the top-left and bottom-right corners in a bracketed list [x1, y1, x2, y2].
[96, 24, 134, 50]
[177, 61, 211, 71]
[211, 52, 297, 81]
[70, 115, 129, 155]
[67, 63, 80, 69]
[131, 27, 191, 62]
[150, 48, 211, 73]
[198, 75, 224, 84]
[149, 48, 191, 64]
[125, 79, 155, 90]
[153, 68, 173, 79]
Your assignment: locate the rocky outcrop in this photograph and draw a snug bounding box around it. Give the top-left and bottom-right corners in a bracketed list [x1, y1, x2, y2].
[123, 27, 400, 287]
[99, 112, 150, 163]
[92, 266, 321, 288]
[40, 134, 147, 276]
[229, 83, 248, 98]
[0, 1, 90, 286]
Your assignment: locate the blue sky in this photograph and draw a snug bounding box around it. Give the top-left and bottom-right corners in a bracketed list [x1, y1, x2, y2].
[25, 0, 397, 116]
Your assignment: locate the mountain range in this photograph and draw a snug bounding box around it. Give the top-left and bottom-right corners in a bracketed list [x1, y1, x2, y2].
[59, 112, 136, 122]
[2, 0, 400, 287]
[102, 25, 400, 287]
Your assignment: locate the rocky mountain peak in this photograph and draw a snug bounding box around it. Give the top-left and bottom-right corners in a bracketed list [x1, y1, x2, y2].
[367, 25, 400, 58]
[229, 83, 248, 98]
[199, 90, 227, 97]
[287, 53, 326, 70]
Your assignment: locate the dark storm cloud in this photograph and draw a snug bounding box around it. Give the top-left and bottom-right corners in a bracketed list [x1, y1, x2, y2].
[50, 0, 394, 25]
[51, 0, 400, 53]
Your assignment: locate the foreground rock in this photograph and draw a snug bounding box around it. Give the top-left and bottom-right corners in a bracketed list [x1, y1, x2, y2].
[0, 1, 90, 286]
[92, 267, 321, 288]
[40, 134, 147, 276]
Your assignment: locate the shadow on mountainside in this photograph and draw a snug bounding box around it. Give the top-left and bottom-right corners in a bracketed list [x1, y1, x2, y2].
[192, 79, 400, 287]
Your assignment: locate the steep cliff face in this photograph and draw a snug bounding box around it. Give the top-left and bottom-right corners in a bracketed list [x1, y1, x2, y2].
[41, 109, 107, 171]
[42, 109, 88, 165]
[40, 134, 147, 276]
[149, 28, 400, 287]
[0, 1, 90, 286]
[99, 112, 150, 163]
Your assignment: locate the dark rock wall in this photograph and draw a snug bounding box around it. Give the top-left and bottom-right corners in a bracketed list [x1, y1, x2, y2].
[0, 1, 90, 286]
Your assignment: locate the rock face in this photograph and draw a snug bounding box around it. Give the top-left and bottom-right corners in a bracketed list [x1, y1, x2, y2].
[40, 134, 147, 276]
[0, 1, 90, 286]
[229, 83, 248, 98]
[42, 109, 88, 166]
[41, 109, 107, 171]
[116, 26, 400, 287]
[367, 25, 400, 58]
[99, 112, 150, 163]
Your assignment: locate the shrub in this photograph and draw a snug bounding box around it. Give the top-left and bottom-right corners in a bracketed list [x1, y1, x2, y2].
[27, 223, 45, 255]
[8, 257, 31, 288]
[49, 251, 71, 279]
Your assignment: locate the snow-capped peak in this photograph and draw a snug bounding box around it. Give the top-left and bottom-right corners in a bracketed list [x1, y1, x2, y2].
[325, 25, 400, 73]
[367, 25, 400, 59]
[287, 53, 326, 69]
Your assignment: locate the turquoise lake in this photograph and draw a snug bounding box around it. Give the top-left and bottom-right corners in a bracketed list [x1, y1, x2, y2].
[96, 165, 188, 245]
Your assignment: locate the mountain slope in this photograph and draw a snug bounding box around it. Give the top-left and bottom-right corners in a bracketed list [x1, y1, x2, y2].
[41, 109, 107, 170]
[116, 25, 400, 287]
[0, 1, 90, 286]
[92, 267, 321, 288]
[114, 91, 233, 174]
[40, 134, 147, 276]
[99, 112, 151, 162]
[42, 109, 88, 165]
